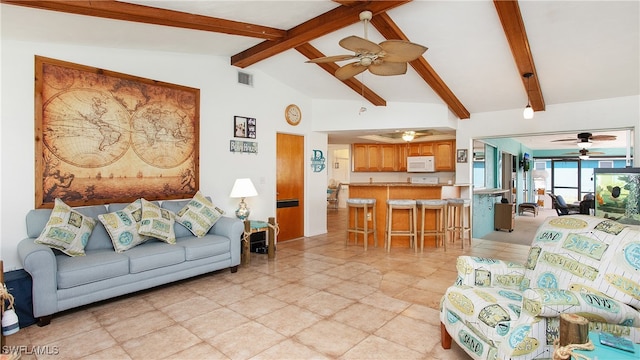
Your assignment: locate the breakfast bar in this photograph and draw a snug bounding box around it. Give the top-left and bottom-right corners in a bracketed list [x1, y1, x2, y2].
[348, 182, 460, 249]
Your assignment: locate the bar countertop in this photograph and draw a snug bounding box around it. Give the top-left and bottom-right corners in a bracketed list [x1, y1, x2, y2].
[349, 182, 456, 187]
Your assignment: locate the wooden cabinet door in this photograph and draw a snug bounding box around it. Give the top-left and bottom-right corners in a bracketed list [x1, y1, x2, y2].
[419, 143, 434, 155]
[352, 144, 369, 171]
[407, 143, 421, 156]
[434, 140, 455, 171]
[397, 144, 409, 171]
[367, 145, 381, 171]
[379, 144, 396, 171]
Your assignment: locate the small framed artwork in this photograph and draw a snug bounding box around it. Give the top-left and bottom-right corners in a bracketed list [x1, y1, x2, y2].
[234, 116, 256, 139]
[456, 149, 468, 163]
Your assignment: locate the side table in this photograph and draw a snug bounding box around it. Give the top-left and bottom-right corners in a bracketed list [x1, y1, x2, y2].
[242, 217, 277, 266]
[573, 332, 639, 359]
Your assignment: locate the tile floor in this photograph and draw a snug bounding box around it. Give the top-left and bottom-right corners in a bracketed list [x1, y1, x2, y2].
[6, 209, 532, 359]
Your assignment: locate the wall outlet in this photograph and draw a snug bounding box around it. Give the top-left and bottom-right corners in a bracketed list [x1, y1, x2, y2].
[367, 212, 372, 221]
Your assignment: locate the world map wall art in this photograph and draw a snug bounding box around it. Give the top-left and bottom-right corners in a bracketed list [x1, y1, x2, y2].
[35, 56, 200, 208]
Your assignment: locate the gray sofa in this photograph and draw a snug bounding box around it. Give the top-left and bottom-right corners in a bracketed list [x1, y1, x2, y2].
[17, 199, 243, 326]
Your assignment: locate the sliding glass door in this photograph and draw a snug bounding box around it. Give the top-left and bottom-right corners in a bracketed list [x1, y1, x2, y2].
[551, 159, 581, 204]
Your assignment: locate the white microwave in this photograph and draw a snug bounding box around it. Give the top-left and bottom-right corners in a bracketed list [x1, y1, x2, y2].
[407, 156, 435, 172]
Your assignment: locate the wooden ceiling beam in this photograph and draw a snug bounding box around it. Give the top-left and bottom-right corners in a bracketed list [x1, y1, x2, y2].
[231, 1, 410, 68]
[494, 0, 545, 112]
[295, 43, 386, 106]
[370, 12, 470, 119]
[1, 0, 286, 40]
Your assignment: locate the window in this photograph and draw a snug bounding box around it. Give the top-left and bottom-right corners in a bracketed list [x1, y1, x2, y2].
[598, 160, 613, 168]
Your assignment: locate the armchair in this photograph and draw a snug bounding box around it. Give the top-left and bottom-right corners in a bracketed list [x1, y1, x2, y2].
[548, 193, 581, 216]
[440, 215, 640, 359]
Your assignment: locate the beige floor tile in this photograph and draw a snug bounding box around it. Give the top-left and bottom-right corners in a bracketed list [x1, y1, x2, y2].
[91, 295, 156, 327]
[160, 294, 223, 322]
[25, 309, 100, 346]
[162, 342, 229, 360]
[295, 290, 355, 317]
[39, 328, 117, 360]
[226, 293, 288, 319]
[359, 291, 412, 314]
[205, 283, 257, 306]
[105, 309, 174, 343]
[255, 304, 322, 337]
[374, 314, 441, 353]
[181, 307, 250, 340]
[122, 324, 200, 359]
[331, 303, 397, 333]
[207, 321, 286, 360]
[250, 339, 330, 360]
[78, 345, 132, 360]
[297, 272, 345, 290]
[294, 319, 368, 357]
[265, 282, 320, 302]
[325, 279, 378, 300]
[340, 334, 423, 360]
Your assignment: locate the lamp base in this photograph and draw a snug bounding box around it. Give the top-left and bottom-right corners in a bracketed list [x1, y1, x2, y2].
[235, 198, 250, 220]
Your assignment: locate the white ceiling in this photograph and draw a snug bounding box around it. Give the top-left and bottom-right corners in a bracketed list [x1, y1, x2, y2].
[2, 1, 638, 150]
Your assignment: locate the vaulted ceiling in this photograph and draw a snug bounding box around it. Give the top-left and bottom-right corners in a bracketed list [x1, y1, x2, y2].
[2, 0, 638, 148]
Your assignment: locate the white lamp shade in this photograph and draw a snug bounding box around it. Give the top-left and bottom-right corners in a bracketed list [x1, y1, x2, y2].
[230, 178, 258, 198]
[402, 131, 415, 142]
[523, 105, 534, 119]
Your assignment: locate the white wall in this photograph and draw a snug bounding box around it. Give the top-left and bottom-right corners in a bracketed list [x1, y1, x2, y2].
[0, 39, 326, 270]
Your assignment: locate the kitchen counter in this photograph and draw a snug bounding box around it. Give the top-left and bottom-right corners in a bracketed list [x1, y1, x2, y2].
[348, 183, 461, 249]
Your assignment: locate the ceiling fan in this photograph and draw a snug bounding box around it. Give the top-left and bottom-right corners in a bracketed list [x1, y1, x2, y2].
[306, 11, 427, 81]
[564, 148, 605, 158]
[551, 132, 617, 145]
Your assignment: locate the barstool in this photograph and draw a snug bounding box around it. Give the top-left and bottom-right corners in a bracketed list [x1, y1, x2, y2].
[416, 199, 448, 252]
[385, 199, 418, 252]
[346, 198, 377, 250]
[446, 198, 472, 249]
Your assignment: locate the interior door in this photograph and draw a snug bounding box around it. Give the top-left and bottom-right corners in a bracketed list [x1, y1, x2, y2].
[276, 133, 304, 241]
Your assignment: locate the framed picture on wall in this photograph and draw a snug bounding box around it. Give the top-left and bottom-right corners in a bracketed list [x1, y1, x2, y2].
[457, 149, 468, 163]
[234, 116, 256, 139]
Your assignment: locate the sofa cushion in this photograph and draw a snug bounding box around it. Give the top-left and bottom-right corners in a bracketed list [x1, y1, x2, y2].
[98, 199, 151, 252]
[124, 241, 185, 273]
[174, 191, 225, 238]
[57, 249, 130, 288]
[176, 234, 231, 261]
[35, 198, 97, 256]
[139, 198, 176, 244]
[524, 215, 640, 309]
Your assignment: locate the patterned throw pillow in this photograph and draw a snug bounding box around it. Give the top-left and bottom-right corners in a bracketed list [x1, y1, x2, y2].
[138, 198, 176, 244]
[98, 199, 151, 252]
[35, 198, 96, 256]
[175, 191, 225, 237]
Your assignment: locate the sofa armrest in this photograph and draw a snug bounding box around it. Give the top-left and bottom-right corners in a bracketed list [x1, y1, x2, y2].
[17, 238, 59, 318]
[455, 256, 526, 289]
[209, 216, 243, 266]
[209, 216, 243, 239]
[522, 288, 640, 327]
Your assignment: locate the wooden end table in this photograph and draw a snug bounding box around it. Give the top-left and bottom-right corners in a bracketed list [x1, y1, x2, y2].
[241, 217, 276, 266]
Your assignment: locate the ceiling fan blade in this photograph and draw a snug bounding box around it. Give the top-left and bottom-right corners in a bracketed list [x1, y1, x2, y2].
[591, 135, 617, 141]
[306, 54, 357, 63]
[335, 62, 367, 81]
[551, 138, 579, 142]
[368, 61, 407, 76]
[379, 40, 428, 62]
[339, 35, 382, 54]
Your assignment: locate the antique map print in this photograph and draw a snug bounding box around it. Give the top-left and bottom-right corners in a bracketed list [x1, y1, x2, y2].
[35, 56, 199, 208]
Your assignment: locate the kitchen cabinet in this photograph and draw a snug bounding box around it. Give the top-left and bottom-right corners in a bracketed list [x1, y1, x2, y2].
[353, 140, 455, 172]
[353, 144, 397, 172]
[434, 140, 455, 171]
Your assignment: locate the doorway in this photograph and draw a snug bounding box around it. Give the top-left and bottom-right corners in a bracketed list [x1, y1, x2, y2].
[276, 133, 304, 241]
[551, 159, 581, 204]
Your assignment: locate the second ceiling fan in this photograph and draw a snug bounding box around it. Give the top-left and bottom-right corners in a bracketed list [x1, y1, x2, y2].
[306, 11, 427, 81]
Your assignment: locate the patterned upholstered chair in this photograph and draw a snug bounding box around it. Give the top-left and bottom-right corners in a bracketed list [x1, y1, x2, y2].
[440, 215, 640, 359]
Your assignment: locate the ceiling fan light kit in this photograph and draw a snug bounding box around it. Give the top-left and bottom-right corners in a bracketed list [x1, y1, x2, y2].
[402, 131, 416, 142]
[523, 72, 534, 119]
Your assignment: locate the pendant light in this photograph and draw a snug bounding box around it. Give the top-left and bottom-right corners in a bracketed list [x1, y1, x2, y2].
[523, 72, 534, 119]
[402, 131, 416, 142]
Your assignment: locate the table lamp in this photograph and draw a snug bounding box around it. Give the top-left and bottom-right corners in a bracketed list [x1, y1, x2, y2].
[230, 178, 258, 220]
